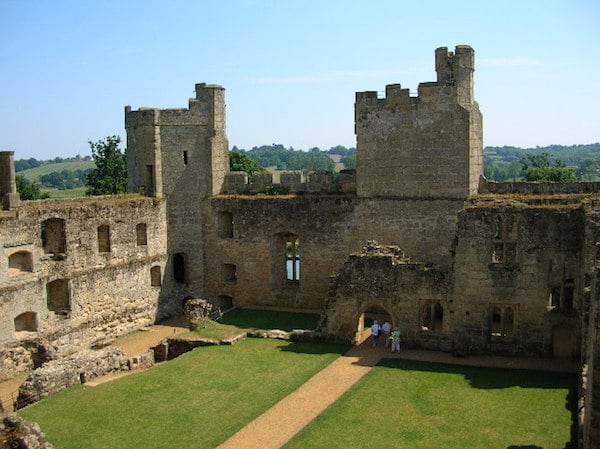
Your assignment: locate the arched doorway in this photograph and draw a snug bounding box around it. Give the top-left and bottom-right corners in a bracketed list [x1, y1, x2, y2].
[355, 304, 393, 345]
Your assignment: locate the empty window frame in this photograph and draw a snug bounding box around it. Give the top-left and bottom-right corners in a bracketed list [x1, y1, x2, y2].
[150, 265, 162, 287]
[41, 218, 66, 254]
[173, 253, 186, 284]
[286, 237, 300, 282]
[97, 225, 111, 253]
[490, 304, 514, 337]
[548, 279, 575, 311]
[136, 223, 148, 246]
[222, 264, 237, 283]
[492, 215, 516, 264]
[217, 295, 234, 311]
[420, 300, 444, 331]
[47, 279, 70, 315]
[217, 211, 234, 238]
[14, 312, 38, 332]
[8, 251, 33, 276]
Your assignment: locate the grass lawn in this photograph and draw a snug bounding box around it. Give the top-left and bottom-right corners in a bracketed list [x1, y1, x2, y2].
[20, 338, 348, 449]
[283, 358, 576, 449]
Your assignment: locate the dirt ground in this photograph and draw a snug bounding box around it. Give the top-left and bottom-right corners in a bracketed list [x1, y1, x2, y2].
[0, 316, 189, 411]
[1, 319, 579, 448]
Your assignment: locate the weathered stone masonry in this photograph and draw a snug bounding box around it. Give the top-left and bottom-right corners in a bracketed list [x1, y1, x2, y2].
[0, 45, 598, 447]
[0, 197, 168, 379]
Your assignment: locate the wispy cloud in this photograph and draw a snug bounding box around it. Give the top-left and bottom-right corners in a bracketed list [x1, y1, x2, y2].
[480, 57, 543, 67]
[254, 69, 408, 85]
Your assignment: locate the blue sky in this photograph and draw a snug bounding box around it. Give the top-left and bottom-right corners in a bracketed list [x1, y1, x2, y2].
[1, 0, 599, 159]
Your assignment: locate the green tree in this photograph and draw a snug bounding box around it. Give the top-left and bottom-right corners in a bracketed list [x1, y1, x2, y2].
[85, 135, 127, 196]
[15, 174, 50, 200]
[229, 151, 264, 176]
[519, 153, 576, 182]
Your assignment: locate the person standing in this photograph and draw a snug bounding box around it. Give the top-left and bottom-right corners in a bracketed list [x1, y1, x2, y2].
[371, 320, 382, 347]
[391, 327, 401, 353]
[382, 320, 392, 348]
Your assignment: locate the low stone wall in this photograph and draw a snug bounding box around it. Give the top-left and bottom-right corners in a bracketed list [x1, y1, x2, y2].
[15, 347, 135, 409]
[0, 344, 34, 382]
[0, 413, 54, 449]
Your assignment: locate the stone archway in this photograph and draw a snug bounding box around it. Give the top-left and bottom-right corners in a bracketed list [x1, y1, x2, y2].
[355, 304, 393, 345]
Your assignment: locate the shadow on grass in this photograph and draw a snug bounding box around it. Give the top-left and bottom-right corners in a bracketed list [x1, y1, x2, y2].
[219, 309, 320, 332]
[378, 358, 578, 449]
[276, 341, 351, 356]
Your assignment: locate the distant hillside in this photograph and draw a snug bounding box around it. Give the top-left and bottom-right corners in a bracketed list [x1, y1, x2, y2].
[18, 160, 96, 182]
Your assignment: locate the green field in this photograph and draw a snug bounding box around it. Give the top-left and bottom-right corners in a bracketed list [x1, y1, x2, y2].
[17, 160, 95, 182]
[20, 339, 348, 449]
[284, 358, 575, 449]
[18, 311, 575, 449]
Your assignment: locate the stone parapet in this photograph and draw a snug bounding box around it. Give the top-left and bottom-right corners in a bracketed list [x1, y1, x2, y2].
[222, 170, 356, 195]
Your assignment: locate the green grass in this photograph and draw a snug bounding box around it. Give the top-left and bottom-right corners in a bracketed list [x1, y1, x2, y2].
[20, 338, 349, 449]
[283, 359, 575, 449]
[18, 161, 95, 182]
[41, 186, 87, 199]
[219, 308, 320, 331]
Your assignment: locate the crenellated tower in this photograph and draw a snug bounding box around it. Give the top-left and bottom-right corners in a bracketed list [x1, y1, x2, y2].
[125, 83, 229, 307]
[125, 83, 229, 199]
[355, 45, 482, 199]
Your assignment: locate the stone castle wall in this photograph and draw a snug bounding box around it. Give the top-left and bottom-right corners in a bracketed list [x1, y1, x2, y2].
[0, 196, 168, 378]
[355, 46, 482, 199]
[202, 196, 464, 311]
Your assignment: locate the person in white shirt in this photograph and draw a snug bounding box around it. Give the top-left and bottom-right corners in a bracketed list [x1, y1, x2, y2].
[382, 320, 392, 348]
[371, 320, 382, 347]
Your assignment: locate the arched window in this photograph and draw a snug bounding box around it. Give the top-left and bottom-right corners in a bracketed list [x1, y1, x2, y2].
[286, 237, 300, 282]
[8, 251, 33, 276]
[14, 312, 38, 332]
[173, 253, 186, 284]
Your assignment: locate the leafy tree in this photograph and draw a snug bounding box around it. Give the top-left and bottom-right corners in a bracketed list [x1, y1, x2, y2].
[519, 153, 576, 182]
[85, 135, 127, 196]
[341, 155, 356, 169]
[229, 151, 264, 176]
[15, 174, 49, 200]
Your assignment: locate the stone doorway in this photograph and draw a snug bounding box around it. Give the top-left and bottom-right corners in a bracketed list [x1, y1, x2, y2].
[552, 323, 577, 359]
[355, 304, 393, 345]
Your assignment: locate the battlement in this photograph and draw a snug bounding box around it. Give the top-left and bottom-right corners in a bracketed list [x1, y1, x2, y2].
[125, 83, 225, 128]
[354, 45, 482, 199]
[222, 169, 356, 195]
[355, 45, 475, 110]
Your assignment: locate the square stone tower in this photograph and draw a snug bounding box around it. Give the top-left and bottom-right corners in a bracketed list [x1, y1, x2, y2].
[125, 83, 229, 304]
[355, 45, 483, 199]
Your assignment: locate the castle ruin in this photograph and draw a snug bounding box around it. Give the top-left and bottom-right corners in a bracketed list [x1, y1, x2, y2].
[0, 45, 598, 447]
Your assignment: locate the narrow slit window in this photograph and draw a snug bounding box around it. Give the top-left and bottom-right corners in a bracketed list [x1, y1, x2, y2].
[286, 238, 300, 281]
[151, 265, 162, 287]
[98, 225, 111, 253]
[136, 223, 148, 246]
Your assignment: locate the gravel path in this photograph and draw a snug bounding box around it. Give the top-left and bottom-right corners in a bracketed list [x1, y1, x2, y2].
[1, 319, 578, 448]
